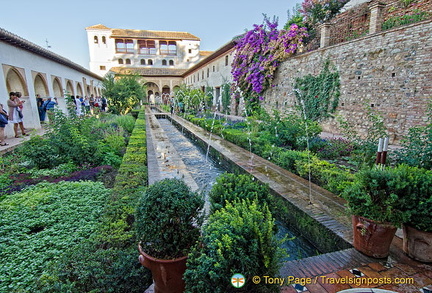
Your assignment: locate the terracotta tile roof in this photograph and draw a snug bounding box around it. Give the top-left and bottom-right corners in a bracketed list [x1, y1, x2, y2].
[85, 24, 111, 30]
[110, 67, 188, 76]
[199, 50, 214, 56]
[110, 29, 200, 41]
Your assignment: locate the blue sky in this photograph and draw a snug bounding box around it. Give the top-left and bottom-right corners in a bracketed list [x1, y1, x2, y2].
[1, 0, 301, 69]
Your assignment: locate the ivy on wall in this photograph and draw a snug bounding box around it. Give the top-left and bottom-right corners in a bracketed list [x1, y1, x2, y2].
[294, 60, 340, 122]
[221, 83, 231, 114]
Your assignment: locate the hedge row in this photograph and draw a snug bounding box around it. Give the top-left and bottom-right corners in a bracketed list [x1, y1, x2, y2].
[183, 115, 354, 195]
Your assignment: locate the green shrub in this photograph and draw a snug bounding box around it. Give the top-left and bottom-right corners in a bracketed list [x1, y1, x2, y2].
[184, 200, 283, 293]
[16, 136, 61, 169]
[209, 173, 271, 213]
[382, 10, 430, 31]
[341, 165, 406, 225]
[115, 114, 137, 134]
[296, 156, 354, 194]
[136, 178, 204, 259]
[275, 149, 311, 173]
[395, 104, 432, 170]
[390, 164, 432, 232]
[0, 181, 109, 292]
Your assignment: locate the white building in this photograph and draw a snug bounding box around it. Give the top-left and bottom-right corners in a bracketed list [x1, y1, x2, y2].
[86, 24, 214, 101]
[0, 27, 103, 137]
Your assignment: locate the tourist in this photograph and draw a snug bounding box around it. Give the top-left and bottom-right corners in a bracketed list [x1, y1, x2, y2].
[7, 92, 27, 138]
[94, 96, 101, 114]
[0, 104, 8, 146]
[84, 96, 90, 114]
[42, 97, 57, 122]
[15, 92, 27, 133]
[75, 95, 83, 116]
[36, 94, 45, 122]
[101, 96, 107, 112]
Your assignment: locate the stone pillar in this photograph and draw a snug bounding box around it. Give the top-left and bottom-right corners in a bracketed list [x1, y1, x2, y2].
[368, 1, 386, 34]
[319, 23, 332, 48]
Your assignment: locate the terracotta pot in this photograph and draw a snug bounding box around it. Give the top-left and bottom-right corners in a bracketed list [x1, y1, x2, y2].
[138, 243, 187, 293]
[403, 224, 432, 263]
[352, 215, 397, 258]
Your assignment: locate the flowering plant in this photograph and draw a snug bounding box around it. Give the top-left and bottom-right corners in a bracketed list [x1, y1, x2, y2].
[300, 0, 350, 25]
[231, 17, 308, 114]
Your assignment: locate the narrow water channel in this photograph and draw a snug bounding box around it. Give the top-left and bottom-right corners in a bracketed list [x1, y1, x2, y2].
[157, 118, 319, 261]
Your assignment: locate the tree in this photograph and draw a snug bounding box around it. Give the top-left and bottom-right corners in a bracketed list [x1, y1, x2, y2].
[102, 73, 146, 115]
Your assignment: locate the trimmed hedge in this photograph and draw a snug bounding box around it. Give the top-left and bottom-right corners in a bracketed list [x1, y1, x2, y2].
[182, 115, 354, 196]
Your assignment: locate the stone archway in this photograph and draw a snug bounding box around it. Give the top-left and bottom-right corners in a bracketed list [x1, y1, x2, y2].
[145, 82, 159, 105]
[6, 67, 28, 95]
[162, 85, 170, 104]
[53, 78, 62, 98]
[76, 83, 83, 97]
[34, 74, 48, 97]
[66, 80, 74, 96]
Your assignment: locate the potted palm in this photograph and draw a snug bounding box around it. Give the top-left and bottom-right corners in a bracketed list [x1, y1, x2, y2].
[136, 178, 204, 293]
[342, 165, 405, 258]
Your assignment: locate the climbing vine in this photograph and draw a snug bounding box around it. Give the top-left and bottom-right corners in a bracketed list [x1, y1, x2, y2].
[231, 16, 308, 115]
[294, 60, 340, 122]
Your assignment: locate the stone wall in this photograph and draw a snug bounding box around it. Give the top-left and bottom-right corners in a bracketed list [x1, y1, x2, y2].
[263, 19, 432, 144]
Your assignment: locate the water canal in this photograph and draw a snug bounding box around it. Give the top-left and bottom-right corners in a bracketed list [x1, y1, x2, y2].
[156, 117, 319, 261]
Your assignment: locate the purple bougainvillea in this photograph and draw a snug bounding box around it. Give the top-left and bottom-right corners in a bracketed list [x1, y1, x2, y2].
[231, 17, 308, 114]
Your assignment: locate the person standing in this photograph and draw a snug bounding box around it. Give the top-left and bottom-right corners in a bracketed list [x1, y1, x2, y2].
[42, 97, 57, 122]
[36, 94, 45, 122]
[75, 95, 83, 116]
[7, 92, 27, 138]
[0, 103, 8, 146]
[84, 96, 90, 114]
[15, 92, 27, 133]
[101, 96, 107, 112]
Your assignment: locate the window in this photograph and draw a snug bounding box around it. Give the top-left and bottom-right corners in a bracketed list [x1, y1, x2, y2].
[202, 71, 204, 79]
[148, 59, 153, 65]
[102, 36, 106, 44]
[99, 65, 106, 70]
[118, 59, 124, 64]
[225, 55, 229, 66]
[160, 41, 177, 55]
[138, 40, 156, 55]
[115, 39, 134, 53]
[162, 59, 167, 66]
[140, 59, 146, 65]
[188, 49, 192, 54]
[207, 68, 209, 78]
[125, 59, 131, 65]
[169, 60, 174, 66]
[213, 66, 215, 72]
[94, 36, 98, 44]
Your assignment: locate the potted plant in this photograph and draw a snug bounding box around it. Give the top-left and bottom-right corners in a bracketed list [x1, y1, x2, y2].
[392, 164, 432, 263]
[135, 178, 204, 293]
[184, 199, 283, 293]
[342, 165, 405, 258]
